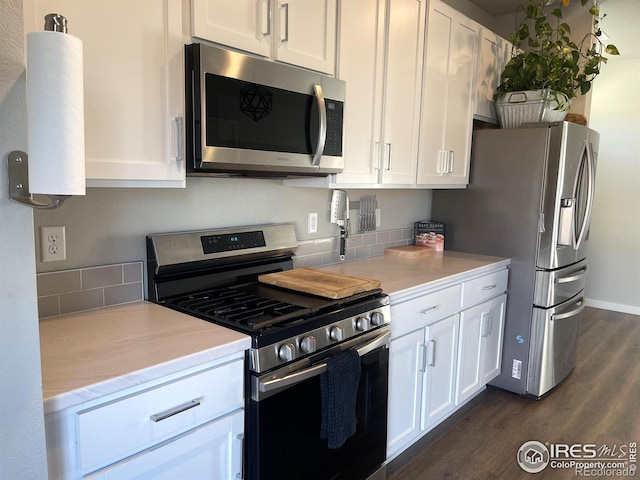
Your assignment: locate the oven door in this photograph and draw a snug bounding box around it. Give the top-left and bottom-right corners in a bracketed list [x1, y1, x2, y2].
[247, 328, 390, 480]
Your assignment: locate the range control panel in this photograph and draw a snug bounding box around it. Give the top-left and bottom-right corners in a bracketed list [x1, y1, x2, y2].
[201, 230, 267, 254]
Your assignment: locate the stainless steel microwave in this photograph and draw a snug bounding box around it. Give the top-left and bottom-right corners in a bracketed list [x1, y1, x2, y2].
[185, 43, 345, 177]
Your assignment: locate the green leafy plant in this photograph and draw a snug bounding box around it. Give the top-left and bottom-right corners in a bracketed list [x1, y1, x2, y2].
[495, 0, 620, 107]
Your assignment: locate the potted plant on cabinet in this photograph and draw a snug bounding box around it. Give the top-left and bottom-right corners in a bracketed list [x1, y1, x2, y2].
[494, 0, 619, 128]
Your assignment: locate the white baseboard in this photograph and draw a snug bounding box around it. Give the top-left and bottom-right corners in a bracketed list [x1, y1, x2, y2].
[585, 298, 640, 316]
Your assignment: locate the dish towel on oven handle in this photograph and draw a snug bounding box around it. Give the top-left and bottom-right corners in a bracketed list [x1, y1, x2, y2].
[320, 348, 361, 449]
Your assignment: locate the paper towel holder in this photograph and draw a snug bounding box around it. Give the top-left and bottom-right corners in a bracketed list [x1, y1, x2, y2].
[7, 13, 79, 210]
[8, 151, 69, 209]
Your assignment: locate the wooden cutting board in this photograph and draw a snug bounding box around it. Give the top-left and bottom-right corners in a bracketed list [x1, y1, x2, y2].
[384, 245, 434, 258]
[258, 268, 381, 299]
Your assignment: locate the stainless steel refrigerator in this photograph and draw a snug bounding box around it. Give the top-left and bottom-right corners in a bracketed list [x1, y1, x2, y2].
[432, 121, 598, 398]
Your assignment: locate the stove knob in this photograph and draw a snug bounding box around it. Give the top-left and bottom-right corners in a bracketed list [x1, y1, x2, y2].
[356, 316, 370, 332]
[329, 326, 344, 342]
[278, 343, 296, 362]
[300, 336, 317, 354]
[371, 311, 385, 327]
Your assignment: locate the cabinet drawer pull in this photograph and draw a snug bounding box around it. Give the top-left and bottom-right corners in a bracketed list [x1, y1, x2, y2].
[420, 305, 440, 314]
[149, 399, 201, 422]
[480, 284, 497, 291]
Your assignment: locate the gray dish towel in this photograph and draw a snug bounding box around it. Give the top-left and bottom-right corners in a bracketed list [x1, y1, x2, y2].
[320, 348, 361, 449]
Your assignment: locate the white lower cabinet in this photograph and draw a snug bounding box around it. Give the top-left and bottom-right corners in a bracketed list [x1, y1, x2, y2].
[45, 353, 245, 479]
[85, 411, 243, 480]
[456, 294, 506, 405]
[387, 268, 508, 460]
[387, 328, 424, 456]
[422, 314, 459, 428]
[388, 314, 458, 458]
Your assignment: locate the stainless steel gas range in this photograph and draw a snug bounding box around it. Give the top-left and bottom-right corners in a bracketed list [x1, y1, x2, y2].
[147, 224, 390, 480]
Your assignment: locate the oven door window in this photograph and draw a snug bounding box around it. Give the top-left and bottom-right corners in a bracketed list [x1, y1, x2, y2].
[247, 346, 389, 480]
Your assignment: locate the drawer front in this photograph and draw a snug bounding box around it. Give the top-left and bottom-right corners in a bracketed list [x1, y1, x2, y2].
[85, 410, 244, 480]
[391, 284, 462, 337]
[78, 359, 244, 472]
[461, 269, 508, 309]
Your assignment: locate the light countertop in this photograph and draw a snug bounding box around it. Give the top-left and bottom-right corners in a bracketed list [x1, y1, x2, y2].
[40, 251, 507, 414]
[318, 250, 510, 301]
[39, 301, 250, 414]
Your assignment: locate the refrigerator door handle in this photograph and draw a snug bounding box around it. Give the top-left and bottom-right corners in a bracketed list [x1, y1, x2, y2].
[551, 298, 585, 321]
[555, 266, 588, 284]
[574, 141, 596, 249]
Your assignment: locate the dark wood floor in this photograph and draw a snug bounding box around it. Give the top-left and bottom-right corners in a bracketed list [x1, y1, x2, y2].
[387, 307, 640, 480]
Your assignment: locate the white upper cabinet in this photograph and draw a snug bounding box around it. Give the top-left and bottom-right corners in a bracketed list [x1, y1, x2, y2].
[191, 0, 337, 75]
[24, 0, 186, 188]
[475, 29, 512, 123]
[417, 0, 479, 187]
[331, 0, 385, 185]
[191, 0, 271, 57]
[335, 0, 425, 186]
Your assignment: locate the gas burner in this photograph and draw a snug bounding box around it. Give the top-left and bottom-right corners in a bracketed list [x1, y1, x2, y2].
[167, 285, 311, 331]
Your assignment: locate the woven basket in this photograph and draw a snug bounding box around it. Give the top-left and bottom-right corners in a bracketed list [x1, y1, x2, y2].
[496, 90, 569, 129]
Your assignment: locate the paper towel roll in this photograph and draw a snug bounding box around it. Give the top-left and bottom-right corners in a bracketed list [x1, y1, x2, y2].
[27, 30, 85, 196]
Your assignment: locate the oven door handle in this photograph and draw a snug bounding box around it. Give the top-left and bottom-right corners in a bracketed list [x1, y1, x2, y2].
[257, 329, 390, 395]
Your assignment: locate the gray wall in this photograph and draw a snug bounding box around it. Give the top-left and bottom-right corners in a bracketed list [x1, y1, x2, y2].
[0, 0, 49, 477]
[586, 56, 640, 314]
[33, 179, 431, 275]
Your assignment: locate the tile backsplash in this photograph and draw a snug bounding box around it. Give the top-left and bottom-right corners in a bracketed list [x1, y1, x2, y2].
[292, 227, 413, 268]
[36, 227, 413, 318]
[37, 262, 144, 319]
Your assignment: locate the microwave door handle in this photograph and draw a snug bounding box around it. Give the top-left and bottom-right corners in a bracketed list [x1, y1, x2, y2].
[311, 84, 327, 167]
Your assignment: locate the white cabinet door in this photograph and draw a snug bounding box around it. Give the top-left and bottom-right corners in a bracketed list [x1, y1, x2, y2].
[417, 0, 479, 187]
[26, 0, 186, 188]
[191, 0, 271, 57]
[274, 0, 337, 74]
[336, 0, 424, 186]
[85, 410, 244, 480]
[482, 294, 506, 384]
[387, 329, 425, 457]
[475, 29, 512, 123]
[422, 314, 459, 429]
[191, 0, 336, 74]
[333, 0, 385, 185]
[379, 0, 425, 185]
[456, 301, 485, 405]
[456, 294, 506, 405]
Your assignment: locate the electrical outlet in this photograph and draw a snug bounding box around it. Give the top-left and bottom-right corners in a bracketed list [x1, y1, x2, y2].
[41, 226, 66, 262]
[375, 208, 381, 228]
[308, 212, 318, 234]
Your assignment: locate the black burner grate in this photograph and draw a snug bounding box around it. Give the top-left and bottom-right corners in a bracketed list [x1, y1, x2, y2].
[167, 285, 311, 331]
